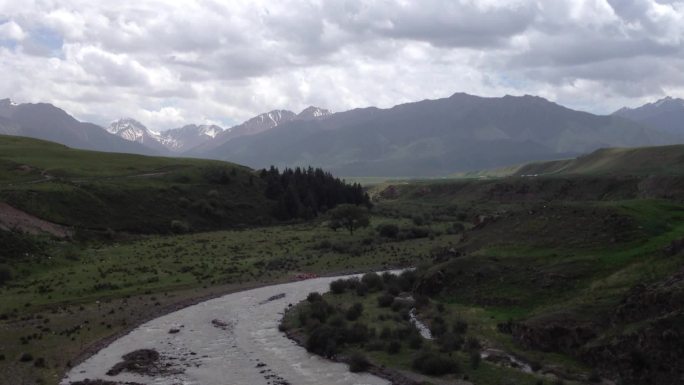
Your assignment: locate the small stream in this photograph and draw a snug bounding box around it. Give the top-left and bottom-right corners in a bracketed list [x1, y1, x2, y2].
[62, 274, 391, 385]
[408, 308, 433, 340]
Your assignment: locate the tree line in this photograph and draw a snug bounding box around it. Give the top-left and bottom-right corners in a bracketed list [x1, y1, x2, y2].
[259, 166, 371, 220]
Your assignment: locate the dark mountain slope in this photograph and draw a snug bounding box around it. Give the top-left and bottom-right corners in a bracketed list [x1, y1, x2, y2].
[614, 96, 684, 135]
[0, 99, 156, 155]
[204, 93, 673, 176]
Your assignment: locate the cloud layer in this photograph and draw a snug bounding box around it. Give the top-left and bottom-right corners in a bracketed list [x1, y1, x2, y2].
[0, 0, 683, 129]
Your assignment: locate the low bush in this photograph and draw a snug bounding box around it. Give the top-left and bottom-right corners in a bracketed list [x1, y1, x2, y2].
[0, 264, 14, 286]
[306, 325, 338, 358]
[19, 353, 33, 362]
[377, 223, 399, 238]
[412, 351, 460, 375]
[387, 340, 401, 354]
[378, 293, 394, 307]
[362, 272, 384, 291]
[470, 351, 481, 369]
[330, 279, 348, 294]
[346, 303, 363, 321]
[348, 352, 371, 373]
[170, 219, 190, 234]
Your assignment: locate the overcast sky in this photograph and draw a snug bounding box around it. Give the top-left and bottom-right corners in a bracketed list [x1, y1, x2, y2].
[0, 0, 683, 130]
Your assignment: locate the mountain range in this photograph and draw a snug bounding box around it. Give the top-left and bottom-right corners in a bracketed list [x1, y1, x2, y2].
[613, 96, 684, 135]
[0, 99, 154, 155]
[0, 94, 682, 176]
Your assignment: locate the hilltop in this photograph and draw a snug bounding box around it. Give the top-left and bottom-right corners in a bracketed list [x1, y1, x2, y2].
[454, 144, 684, 179]
[0, 135, 366, 235]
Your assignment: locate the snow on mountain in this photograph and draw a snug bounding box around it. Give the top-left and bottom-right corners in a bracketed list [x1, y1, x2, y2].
[104, 105, 332, 155]
[107, 118, 159, 143]
[297, 106, 331, 119]
[613, 96, 684, 135]
[159, 124, 225, 152]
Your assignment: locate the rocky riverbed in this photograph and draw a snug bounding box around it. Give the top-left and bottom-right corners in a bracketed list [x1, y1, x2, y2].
[62, 274, 390, 385]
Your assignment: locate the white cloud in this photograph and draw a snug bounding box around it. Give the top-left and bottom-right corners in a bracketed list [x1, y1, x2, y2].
[0, 0, 683, 130]
[0, 20, 26, 41]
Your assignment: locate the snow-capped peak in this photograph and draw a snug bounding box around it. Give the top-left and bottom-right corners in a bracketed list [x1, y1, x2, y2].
[1, 98, 18, 107]
[198, 124, 224, 138]
[298, 106, 331, 119]
[654, 96, 673, 108]
[107, 118, 159, 143]
[253, 110, 295, 126]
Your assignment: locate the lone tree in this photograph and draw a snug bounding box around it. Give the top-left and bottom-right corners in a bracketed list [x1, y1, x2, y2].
[328, 204, 370, 235]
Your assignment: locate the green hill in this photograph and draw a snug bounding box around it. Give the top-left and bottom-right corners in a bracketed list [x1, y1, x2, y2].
[515, 145, 684, 177]
[0, 135, 271, 234]
[453, 144, 684, 179]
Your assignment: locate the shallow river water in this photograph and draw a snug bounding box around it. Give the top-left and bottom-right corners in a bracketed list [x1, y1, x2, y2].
[62, 274, 390, 385]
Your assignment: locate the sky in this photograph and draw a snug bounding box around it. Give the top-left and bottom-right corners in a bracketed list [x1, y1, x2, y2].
[0, 0, 683, 130]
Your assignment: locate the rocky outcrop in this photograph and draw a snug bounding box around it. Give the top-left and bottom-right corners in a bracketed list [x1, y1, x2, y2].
[511, 317, 598, 355]
[509, 269, 684, 385]
[583, 311, 684, 385]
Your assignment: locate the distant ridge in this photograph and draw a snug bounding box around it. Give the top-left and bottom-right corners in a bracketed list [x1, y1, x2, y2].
[613, 96, 684, 135]
[1, 94, 681, 177]
[201, 93, 679, 176]
[457, 144, 684, 178]
[0, 99, 156, 155]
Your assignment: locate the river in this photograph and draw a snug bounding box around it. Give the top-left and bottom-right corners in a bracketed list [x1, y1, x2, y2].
[61, 274, 390, 385]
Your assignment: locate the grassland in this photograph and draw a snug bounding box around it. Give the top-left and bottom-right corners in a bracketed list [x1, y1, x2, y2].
[0, 135, 270, 233]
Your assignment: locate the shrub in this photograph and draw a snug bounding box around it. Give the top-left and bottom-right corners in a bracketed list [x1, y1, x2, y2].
[19, 352, 33, 362]
[386, 340, 401, 354]
[377, 293, 394, 307]
[402, 226, 430, 239]
[345, 322, 369, 344]
[0, 264, 14, 286]
[309, 300, 332, 323]
[438, 332, 463, 353]
[170, 220, 190, 234]
[408, 333, 423, 349]
[451, 222, 466, 233]
[377, 223, 399, 238]
[465, 336, 481, 352]
[330, 279, 347, 294]
[307, 292, 323, 302]
[412, 351, 460, 375]
[430, 317, 447, 337]
[348, 352, 371, 373]
[355, 283, 369, 297]
[366, 341, 384, 351]
[452, 320, 468, 334]
[470, 351, 481, 369]
[34, 357, 46, 367]
[346, 303, 363, 321]
[329, 314, 347, 328]
[306, 326, 338, 358]
[361, 272, 384, 291]
[379, 326, 392, 340]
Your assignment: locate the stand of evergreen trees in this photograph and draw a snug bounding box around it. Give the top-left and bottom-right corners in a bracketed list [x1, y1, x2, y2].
[259, 166, 370, 220]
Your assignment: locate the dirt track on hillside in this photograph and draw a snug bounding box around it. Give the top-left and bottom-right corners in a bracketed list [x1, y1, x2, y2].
[0, 202, 71, 237]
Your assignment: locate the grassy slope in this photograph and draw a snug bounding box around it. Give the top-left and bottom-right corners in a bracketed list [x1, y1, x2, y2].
[450, 144, 684, 179]
[380, 177, 684, 383]
[0, 135, 270, 233]
[286, 175, 684, 385]
[516, 145, 684, 176]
